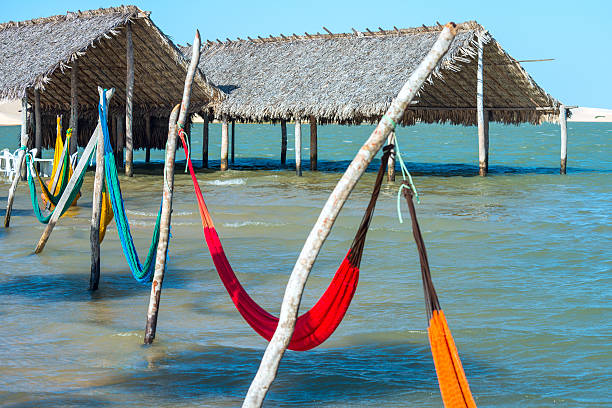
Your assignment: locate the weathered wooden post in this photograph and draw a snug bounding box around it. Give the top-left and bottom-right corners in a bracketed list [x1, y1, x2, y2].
[309, 115, 317, 171]
[295, 120, 302, 176]
[477, 32, 488, 176]
[144, 30, 202, 344]
[387, 131, 396, 181]
[125, 22, 135, 177]
[231, 119, 235, 164]
[90, 88, 115, 291]
[34, 89, 42, 171]
[202, 111, 209, 168]
[242, 23, 457, 408]
[280, 120, 287, 166]
[4, 96, 29, 227]
[145, 114, 151, 163]
[70, 60, 79, 155]
[559, 104, 567, 174]
[221, 117, 229, 171]
[117, 115, 125, 168]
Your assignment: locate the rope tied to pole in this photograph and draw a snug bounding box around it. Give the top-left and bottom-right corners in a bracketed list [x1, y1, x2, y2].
[177, 124, 191, 173]
[392, 133, 419, 224]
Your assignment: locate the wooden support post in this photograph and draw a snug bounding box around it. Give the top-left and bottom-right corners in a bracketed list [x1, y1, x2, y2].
[70, 59, 78, 155]
[144, 30, 202, 344]
[125, 22, 134, 177]
[34, 89, 42, 172]
[387, 131, 396, 181]
[221, 117, 229, 171]
[202, 111, 209, 168]
[90, 88, 115, 291]
[295, 120, 302, 176]
[231, 120, 235, 164]
[309, 116, 317, 171]
[117, 115, 125, 168]
[560, 104, 567, 174]
[4, 96, 29, 227]
[145, 114, 151, 163]
[242, 23, 457, 408]
[280, 120, 287, 166]
[477, 33, 488, 177]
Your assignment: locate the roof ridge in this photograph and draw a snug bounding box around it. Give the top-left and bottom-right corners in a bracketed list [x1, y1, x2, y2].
[0, 5, 149, 32]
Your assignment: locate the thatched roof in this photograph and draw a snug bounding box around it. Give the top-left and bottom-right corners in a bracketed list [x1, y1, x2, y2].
[0, 6, 224, 148]
[184, 21, 560, 125]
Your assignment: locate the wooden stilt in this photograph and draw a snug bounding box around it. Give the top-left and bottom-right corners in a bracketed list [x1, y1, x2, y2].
[560, 104, 567, 174]
[125, 22, 135, 177]
[231, 120, 235, 164]
[221, 118, 229, 171]
[34, 89, 42, 172]
[90, 88, 115, 291]
[117, 115, 125, 169]
[295, 120, 302, 176]
[280, 120, 287, 166]
[144, 30, 202, 344]
[202, 111, 209, 168]
[70, 60, 78, 155]
[4, 96, 28, 227]
[309, 116, 317, 171]
[242, 23, 457, 408]
[477, 33, 488, 177]
[145, 114, 151, 163]
[387, 131, 396, 182]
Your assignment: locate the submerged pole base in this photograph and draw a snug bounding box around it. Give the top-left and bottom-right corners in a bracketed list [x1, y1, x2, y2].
[479, 162, 488, 177]
[560, 159, 567, 175]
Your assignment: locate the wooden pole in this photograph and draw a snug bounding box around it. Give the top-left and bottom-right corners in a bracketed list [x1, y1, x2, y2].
[202, 111, 209, 168]
[144, 30, 202, 344]
[70, 59, 78, 155]
[560, 104, 567, 175]
[34, 89, 42, 170]
[387, 131, 396, 182]
[90, 88, 115, 291]
[117, 115, 125, 169]
[280, 120, 287, 166]
[231, 119, 235, 164]
[34, 119, 104, 253]
[4, 96, 29, 227]
[242, 23, 457, 408]
[309, 116, 317, 171]
[477, 33, 488, 177]
[295, 120, 302, 176]
[125, 22, 135, 177]
[145, 114, 151, 163]
[221, 118, 229, 171]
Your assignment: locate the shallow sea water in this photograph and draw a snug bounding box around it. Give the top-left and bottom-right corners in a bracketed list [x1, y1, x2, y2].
[0, 122, 610, 407]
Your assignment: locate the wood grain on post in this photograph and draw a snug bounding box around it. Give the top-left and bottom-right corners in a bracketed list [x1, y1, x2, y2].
[202, 111, 209, 168]
[280, 120, 287, 166]
[145, 114, 151, 163]
[309, 116, 317, 171]
[70, 60, 78, 155]
[125, 22, 135, 177]
[4, 96, 28, 227]
[231, 120, 235, 164]
[295, 120, 302, 176]
[477, 33, 488, 176]
[387, 131, 396, 182]
[242, 23, 458, 408]
[34, 89, 42, 168]
[144, 30, 202, 344]
[221, 118, 229, 171]
[90, 88, 115, 291]
[117, 115, 125, 169]
[559, 104, 567, 174]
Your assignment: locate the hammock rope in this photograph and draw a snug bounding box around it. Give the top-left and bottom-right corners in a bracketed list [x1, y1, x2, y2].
[401, 185, 477, 408]
[178, 126, 391, 351]
[99, 91, 162, 283]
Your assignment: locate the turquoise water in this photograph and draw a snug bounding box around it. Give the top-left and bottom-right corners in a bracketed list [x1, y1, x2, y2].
[0, 121, 610, 407]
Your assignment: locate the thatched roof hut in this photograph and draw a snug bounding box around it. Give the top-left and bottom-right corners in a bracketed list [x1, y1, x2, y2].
[0, 6, 223, 149]
[183, 21, 559, 126]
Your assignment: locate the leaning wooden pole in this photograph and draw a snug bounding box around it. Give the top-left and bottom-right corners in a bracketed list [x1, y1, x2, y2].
[4, 96, 29, 227]
[242, 23, 458, 408]
[280, 120, 287, 166]
[295, 119, 302, 176]
[559, 104, 567, 175]
[476, 32, 488, 177]
[143, 30, 202, 344]
[90, 88, 115, 291]
[387, 131, 396, 182]
[125, 22, 135, 177]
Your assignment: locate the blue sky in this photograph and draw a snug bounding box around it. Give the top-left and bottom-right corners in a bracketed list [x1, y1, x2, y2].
[3, 1, 611, 108]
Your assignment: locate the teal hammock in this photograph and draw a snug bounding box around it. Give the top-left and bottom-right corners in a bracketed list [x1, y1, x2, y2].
[26, 152, 90, 224]
[99, 92, 163, 283]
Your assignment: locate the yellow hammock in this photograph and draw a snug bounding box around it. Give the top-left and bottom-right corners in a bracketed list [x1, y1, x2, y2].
[39, 117, 113, 242]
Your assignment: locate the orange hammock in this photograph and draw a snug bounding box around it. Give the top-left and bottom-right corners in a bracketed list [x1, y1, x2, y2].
[402, 185, 477, 408]
[179, 129, 391, 350]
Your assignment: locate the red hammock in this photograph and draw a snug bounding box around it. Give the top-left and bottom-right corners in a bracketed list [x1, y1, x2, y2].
[179, 129, 390, 350]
